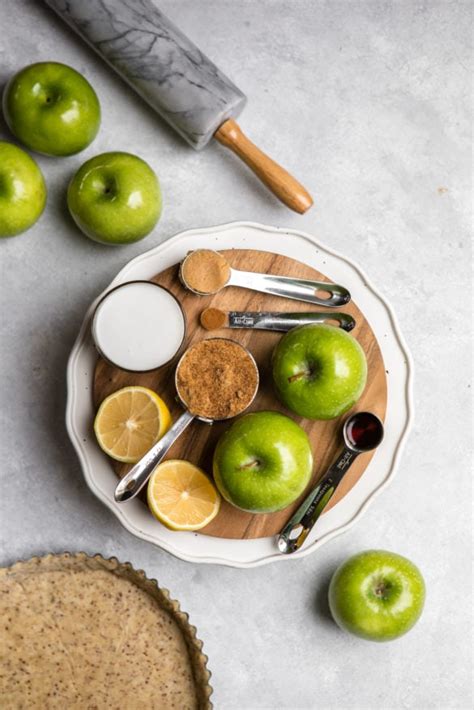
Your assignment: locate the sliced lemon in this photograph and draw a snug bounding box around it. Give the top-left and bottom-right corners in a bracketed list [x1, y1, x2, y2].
[94, 386, 171, 463]
[147, 460, 221, 531]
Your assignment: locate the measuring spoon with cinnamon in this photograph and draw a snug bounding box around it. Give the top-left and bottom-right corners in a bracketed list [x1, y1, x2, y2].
[200, 307, 355, 332]
[180, 249, 350, 308]
[115, 338, 259, 503]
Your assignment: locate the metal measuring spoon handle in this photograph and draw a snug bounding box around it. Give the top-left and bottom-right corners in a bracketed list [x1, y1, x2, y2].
[227, 311, 355, 332]
[228, 269, 351, 308]
[278, 446, 359, 554]
[114, 410, 195, 502]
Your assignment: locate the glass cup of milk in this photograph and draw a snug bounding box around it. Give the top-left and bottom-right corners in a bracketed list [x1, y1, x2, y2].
[92, 281, 186, 372]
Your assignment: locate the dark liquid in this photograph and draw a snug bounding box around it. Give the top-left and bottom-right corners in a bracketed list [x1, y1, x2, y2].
[346, 412, 384, 451]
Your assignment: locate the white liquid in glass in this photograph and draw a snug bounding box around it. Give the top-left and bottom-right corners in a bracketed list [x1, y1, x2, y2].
[92, 282, 185, 371]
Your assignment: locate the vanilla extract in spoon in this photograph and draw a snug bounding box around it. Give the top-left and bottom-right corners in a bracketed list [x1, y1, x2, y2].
[278, 411, 384, 554]
[345, 411, 384, 451]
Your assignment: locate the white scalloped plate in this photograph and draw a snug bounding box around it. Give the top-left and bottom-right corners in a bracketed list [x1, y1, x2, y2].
[66, 222, 413, 568]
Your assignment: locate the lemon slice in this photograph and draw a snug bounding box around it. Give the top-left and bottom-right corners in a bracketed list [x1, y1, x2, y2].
[147, 460, 221, 531]
[94, 386, 171, 463]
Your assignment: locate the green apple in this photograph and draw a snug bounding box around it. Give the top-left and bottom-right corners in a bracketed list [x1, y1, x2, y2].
[328, 550, 425, 642]
[272, 324, 367, 420]
[0, 142, 46, 238]
[3, 62, 100, 156]
[213, 411, 313, 513]
[67, 152, 162, 245]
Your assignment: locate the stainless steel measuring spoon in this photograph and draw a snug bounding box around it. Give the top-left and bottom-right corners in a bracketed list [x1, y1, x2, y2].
[180, 250, 351, 308]
[114, 338, 259, 503]
[201, 307, 355, 332]
[278, 411, 384, 554]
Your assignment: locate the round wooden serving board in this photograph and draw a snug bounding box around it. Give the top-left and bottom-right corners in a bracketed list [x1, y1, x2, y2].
[93, 250, 387, 540]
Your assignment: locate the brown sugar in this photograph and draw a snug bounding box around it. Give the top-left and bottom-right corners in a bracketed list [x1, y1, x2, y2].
[180, 250, 231, 294]
[176, 339, 258, 419]
[200, 307, 228, 331]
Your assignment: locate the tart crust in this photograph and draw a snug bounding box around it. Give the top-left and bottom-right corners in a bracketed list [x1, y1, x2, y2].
[0, 552, 212, 709]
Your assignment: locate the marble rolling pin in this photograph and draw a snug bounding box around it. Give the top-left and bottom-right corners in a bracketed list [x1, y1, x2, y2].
[45, 0, 313, 213]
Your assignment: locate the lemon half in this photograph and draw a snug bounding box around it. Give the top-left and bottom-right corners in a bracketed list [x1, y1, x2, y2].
[94, 386, 171, 463]
[147, 460, 221, 531]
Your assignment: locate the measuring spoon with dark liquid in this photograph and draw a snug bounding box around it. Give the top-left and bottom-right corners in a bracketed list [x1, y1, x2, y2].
[278, 411, 384, 554]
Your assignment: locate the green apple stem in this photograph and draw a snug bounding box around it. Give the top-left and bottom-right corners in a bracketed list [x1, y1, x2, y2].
[238, 459, 261, 471]
[288, 368, 313, 383]
[374, 580, 392, 599]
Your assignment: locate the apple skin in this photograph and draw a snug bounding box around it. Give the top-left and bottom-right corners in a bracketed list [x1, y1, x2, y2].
[67, 152, 162, 245]
[328, 550, 425, 642]
[0, 142, 47, 238]
[3, 62, 100, 157]
[213, 411, 313, 513]
[272, 324, 367, 420]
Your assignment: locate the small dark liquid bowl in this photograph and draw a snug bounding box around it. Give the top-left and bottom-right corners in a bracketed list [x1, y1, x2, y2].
[344, 411, 384, 453]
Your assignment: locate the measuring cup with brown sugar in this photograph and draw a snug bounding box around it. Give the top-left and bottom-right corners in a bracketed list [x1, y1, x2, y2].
[179, 249, 351, 307]
[115, 338, 259, 503]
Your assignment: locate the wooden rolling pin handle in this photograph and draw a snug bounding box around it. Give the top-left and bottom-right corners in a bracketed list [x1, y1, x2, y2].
[214, 119, 313, 214]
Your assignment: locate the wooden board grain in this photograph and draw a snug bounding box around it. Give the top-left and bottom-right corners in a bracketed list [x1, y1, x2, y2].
[93, 249, 387, 539]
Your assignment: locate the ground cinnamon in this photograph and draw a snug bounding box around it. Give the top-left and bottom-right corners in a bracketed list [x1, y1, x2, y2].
[176, 339, 258, 419]
[180, 250, 231, 294]
[200, 307, 228, 331]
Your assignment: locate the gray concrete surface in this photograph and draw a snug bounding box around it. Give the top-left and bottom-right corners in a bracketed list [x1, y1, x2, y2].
[0, 1, 472, 708]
